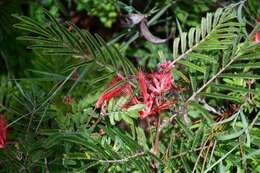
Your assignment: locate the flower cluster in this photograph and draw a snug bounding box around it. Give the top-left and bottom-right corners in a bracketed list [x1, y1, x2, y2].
[0, 114, 7, 149]
[96, 61, 177, 119]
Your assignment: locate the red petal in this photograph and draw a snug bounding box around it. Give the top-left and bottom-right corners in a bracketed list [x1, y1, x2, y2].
[138, 70, 148, 103]
[151, 99, 178, 114]
[109, 75, 124, 87]
[138, 95, 155, 119]
[96, 83, 129, 108]
[255, 31, 260, 43]
[0, 115, 7, 149]
[96, 75, 133, 108]
[159, 61, 173, 71]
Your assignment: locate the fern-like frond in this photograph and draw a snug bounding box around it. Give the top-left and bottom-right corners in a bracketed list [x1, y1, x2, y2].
[61, 126, 154, 173]
[168, 4, 260, 106]
[172, 6, 242, 63]
[12, 10, 136, 77]
[105, 97, 145, 125]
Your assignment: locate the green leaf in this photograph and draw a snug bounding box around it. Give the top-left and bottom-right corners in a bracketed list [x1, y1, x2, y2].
[229, 62, 260, 69]
[188, 53, 217, 63]
[209, 83, 256, 93]
[176, 118, 194, 139]
[204, 144, 239, 173]
[219, 73, 260, 79]
[173, 37, 180, 58]
[179, 60, 206, 73]
[217, 129, 244, 141]
[199, 92, 242, 102]
[188, 101, 213, 124]
[127, 104, 146, 112]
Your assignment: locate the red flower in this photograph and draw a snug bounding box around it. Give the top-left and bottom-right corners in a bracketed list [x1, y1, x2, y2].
[96, 61, 177, 119]
[138, 70, 148, 103]
[96, 76, 133, 108]
[139, 94, 155, 118]
[151, 99, 178, 114]
[159, 61, 173, 72]
[255, 31, 260, 43]
[149, 72, 173, 95]
[0, 115, 7, 149]
[139, 97, 177, 119]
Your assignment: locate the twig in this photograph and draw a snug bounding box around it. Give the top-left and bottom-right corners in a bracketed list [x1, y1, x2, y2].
[172, 146, 209, 159]
[90, 116, 101, 130]
[45, 158, 50, 173]
[169, 36, 207, 67]
[192, 136, 211, 173]
[159, 113, 177, 132]
[199, 99, 221, 115]
[187, 54, 240, 102]
[204, 144, 239, 173]
[201, 141, 213, 173]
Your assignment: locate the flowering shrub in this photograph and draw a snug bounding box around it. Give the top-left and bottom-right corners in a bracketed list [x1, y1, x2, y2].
[1, 1, 260, 172]
[96, 62, 178, 119]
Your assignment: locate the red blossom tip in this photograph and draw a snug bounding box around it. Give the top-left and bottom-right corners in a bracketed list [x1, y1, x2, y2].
[96, 75, 133, 108]
[0, 115, 7, 149]
[255, 31, 260, 43]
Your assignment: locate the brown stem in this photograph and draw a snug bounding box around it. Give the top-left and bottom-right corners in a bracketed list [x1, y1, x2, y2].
[192, 136, 211, 173]
[201, 141, 213, 173]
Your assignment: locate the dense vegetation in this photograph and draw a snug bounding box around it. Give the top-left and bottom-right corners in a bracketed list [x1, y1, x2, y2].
[0, 0, 259, 172]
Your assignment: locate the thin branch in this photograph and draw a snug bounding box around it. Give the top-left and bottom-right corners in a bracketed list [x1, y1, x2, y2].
[201, 141, 213, 173]
[172, 146, 209, 159]
[159, 113, 177, 132]
[170, 36, 208, 67]
[192, 136, 211, 173]
[187, 54, 240, 102]
[44, 158, 50, 173]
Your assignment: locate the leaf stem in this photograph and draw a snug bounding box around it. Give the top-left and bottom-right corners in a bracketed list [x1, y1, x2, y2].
[187, 54, 240, 102]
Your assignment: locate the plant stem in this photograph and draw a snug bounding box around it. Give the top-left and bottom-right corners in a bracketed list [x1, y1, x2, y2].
[192, 136, 211, 173]
[201, 141, 213, 173]
[154, 115, 161, 155]
[187, 54, 240, 102]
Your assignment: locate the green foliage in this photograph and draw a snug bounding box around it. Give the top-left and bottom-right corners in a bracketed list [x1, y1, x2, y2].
[28, 0, 118, 28]
[1, 1, 260, 173]
[77, 0, 118, 28]
[13, 9, 136, 81]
